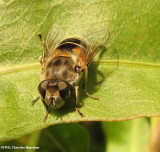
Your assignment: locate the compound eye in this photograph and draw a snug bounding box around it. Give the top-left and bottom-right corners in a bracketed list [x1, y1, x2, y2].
[58, 81, 73, 100]
[58, 81, 67, 90]
[38, 80, 49, 98]
[39, 80, 48, 90]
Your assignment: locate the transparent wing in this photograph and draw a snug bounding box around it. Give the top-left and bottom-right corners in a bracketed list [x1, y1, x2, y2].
[86, 29, 110, 52]
[81, 29, 110, 65]
[45, 25, 64, 54]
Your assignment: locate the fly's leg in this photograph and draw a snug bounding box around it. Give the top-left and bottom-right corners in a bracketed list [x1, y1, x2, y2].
[75, 86, 84, 117]
[37, 33, 49, 55]
[37, 33, 49, 68]
[82, 66, 99, 100]
[31, 96, 49, 121]
[31, 96, 40, 105]
[42, 99, 49, 121]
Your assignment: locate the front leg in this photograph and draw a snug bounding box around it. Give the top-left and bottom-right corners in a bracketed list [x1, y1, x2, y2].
[31, 96, 48, 121]
[82, 66, 99, 100]
[31, 96, 40, 105]
[75, 86, 84, 117]
[41, 98, 49, 121]
[37, 33, 49, 68]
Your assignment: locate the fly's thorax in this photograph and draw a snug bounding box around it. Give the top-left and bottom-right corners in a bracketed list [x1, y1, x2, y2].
[41, 55, 83, 85]
[38, 80, 73, 109]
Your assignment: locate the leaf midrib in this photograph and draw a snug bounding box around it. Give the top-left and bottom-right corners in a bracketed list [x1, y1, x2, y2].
[0, 60, 160, 75]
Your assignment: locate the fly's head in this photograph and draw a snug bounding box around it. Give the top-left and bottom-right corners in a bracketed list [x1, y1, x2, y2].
[38, 80, 73, 109]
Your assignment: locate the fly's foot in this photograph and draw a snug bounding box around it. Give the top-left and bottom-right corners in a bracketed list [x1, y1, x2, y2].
[75, 107, 85, 117]
[43, 111, 48, 122]
[31, 96, 40, 106]
[84, 90, 99, 100]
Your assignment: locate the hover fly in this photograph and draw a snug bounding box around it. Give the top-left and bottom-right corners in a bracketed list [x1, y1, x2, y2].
[31, 26, 110, 121]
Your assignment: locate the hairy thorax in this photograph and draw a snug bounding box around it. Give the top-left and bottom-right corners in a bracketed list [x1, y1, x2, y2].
[41, 56, 83, 85]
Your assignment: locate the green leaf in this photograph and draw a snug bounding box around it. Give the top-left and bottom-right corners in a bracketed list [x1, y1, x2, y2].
[44, 124, 89, 152]
[102, 118, 150, 152]
[0, 0, 160, 141]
